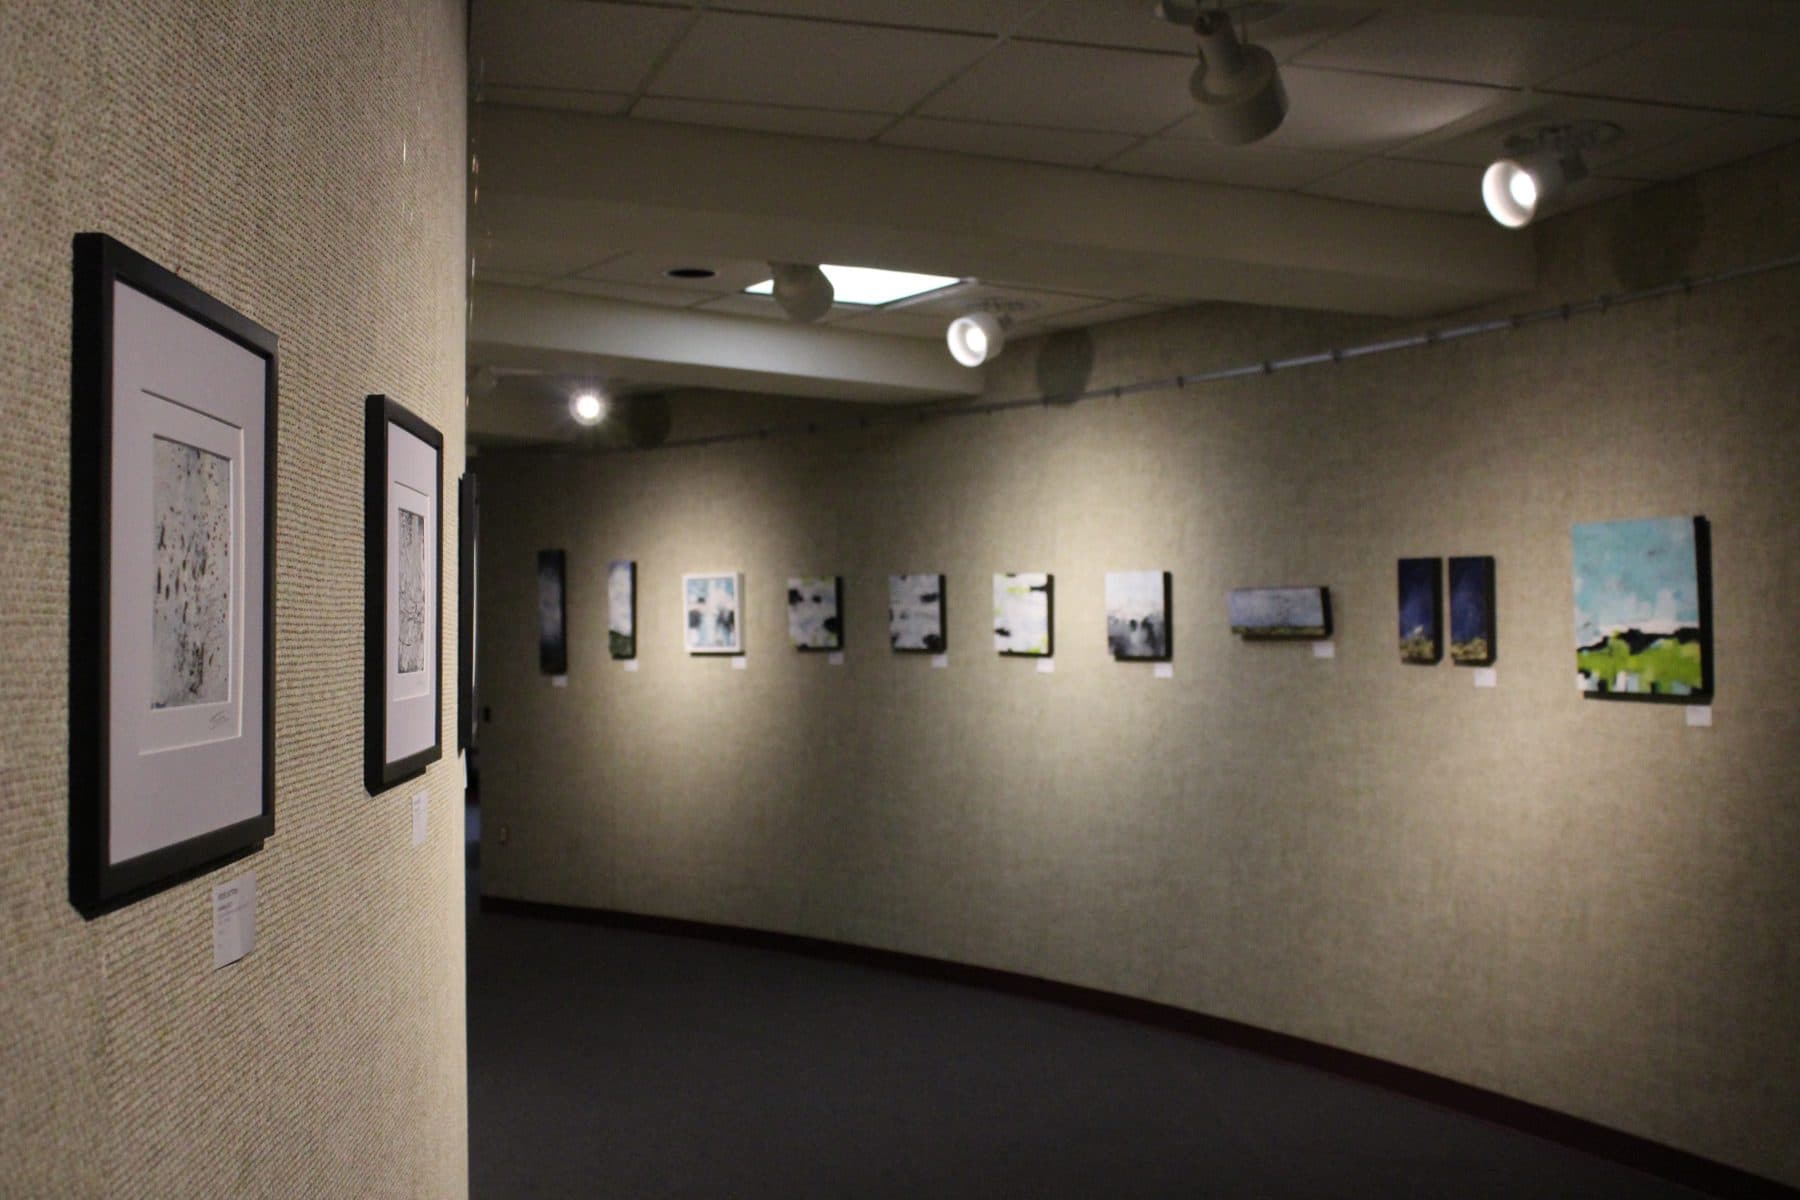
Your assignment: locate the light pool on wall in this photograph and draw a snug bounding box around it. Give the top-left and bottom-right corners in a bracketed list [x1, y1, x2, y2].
[1572, 516, 1710, 698]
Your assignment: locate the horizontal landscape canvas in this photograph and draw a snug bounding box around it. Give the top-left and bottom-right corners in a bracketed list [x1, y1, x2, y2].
[608, 559, 635, 659]
[684, 572, 742, 654]
[889, 574, 944, 653]
[1573, 517, 1709, 698]
[788, 576, 843, 650]
[994, 573, 1052, 656]
[1228, 587, 1330, 639]
[1449, 556, 1496, 665]
[1398, 558, 1443, 664]
[1106, 571, 1170, 660]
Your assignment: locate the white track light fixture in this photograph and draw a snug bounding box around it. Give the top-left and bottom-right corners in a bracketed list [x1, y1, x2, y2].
[570, 388, 607, 426]
[946, 311, 1011, 368]
[1482, 122, 1620, 228]
[770, 262, 835, 323]
[1185, 8, 1287, 145]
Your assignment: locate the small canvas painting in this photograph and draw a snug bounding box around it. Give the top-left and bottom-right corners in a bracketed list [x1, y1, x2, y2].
[889, 574, 945, 653]
[1397, 558, 1443, 664]
[1573, 517, 1709, 697]
[1105, 571, 1170, 660]
[151, 436, 233, 708]
[1227, 587, 1330, 639]
[684, 572, 743, 654]
[1449, 556, 1496, 665]
[537, 550, 566, 675]
[788, 576, 843, 650]
[608, 560, 636, 659]
[994, 573, 1052, 656]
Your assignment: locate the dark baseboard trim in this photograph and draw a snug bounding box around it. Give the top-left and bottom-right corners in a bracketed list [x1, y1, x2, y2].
[480, 894, 1795, 1200]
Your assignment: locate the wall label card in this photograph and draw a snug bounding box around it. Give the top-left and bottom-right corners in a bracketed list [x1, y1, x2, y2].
[1686, 706, 1713, 727]
[827, 652, 845, 666]
[930, 654, 949, 669]
[1153, 663, 1174, 679]
[411, 791, 428, 846]
[1473, 667, 1498, 689]
[1313, 641, 1336, 659]
[211, 872, 257, 970]
[1036, 657, 1056, 674]
[731, 655, 747, 670]
[623, 660, 640, 673]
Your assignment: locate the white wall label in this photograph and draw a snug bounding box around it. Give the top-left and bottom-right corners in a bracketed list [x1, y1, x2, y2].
[731, 655, 747, 670]
[1153, 663, 1174, 679]
[623, 660, 640, 673]
[827, 652, 844, 666]
[211, 872, 257, 970]
[412, 791, 429, 846]
[1312, 641, 1336, 659]
[1686, 706, 1713, 727]
[551, 675, 568, 688]
[930, 654, 949, 669]
[1473, 668, 1498, 689]
[1036, 658, 1056, 674]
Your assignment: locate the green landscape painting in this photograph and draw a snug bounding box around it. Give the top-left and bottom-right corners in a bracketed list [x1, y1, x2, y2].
[1572, 516, 1709, 699]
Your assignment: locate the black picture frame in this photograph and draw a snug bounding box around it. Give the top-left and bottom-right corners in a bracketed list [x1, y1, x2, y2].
[457, 473, 478, 752]
[538, 549, 568, 674]
[69, 232, 278, 917]
[365, 394, 444, 794]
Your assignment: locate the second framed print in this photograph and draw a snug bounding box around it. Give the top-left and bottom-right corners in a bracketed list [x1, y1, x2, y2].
[366, 394, 443, 793]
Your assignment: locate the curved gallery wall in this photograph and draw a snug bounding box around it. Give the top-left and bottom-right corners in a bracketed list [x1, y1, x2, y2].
[475, 146, 1800, 1189]
[0, 2, 469, 1196]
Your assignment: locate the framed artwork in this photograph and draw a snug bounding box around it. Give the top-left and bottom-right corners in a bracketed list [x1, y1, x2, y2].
[1106, 571, 1171, 660]
[684, 572, 743, 654]
[538, 550, 567, 674]
[1397, 557, 1444, 664]
[457, 473, 478, 752]
[788, 576, 843, 650]
[608, 559, 636, 659]
[889, 574, 945, 653]
[994, 573, 1053, 656]
[69, 232, 277, 916]
[365, 394, 443, 794]
[1448, 556, 1496, 665]
[1573, 516, 1711, 699]
[1227, 587, 1331, 639]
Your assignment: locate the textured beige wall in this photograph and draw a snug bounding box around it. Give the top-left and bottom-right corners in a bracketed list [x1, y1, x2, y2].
[0, 3, 468, 1197]
[477, 146, 1800, 1184]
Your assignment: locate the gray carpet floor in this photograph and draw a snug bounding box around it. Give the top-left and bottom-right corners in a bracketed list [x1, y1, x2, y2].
[466, 858, 1707, 1197]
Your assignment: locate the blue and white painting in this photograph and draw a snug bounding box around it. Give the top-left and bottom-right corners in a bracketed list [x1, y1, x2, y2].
[1106, 571, 1170, 660]
[1449, 556, 1495, 665]
[994, 573, 1052, 656]
[1573, 517, 1707, 696]
[787, 576, 842, 650]
[889, 574, 945, 653]
[1397, 558, 1443, 664]
[1227, 587, 1330, 639]
[608, 560, 635, 659]
[684, 572, 742, 654]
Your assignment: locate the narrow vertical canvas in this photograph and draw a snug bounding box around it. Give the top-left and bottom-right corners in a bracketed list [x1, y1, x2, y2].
[607, 559, 636, 659]
[1397, 557, 1443, 664]
[1448, 556, 1496, 665]
[537, 549, 566, 675]
[889, 574, 945, 653]
[994, 573, 1052, 656]
[683, 572, 743, 654]
[1573, 517, 1709, 698]
[1105, 571, 1170, 660]
[787, 576, 843, 650]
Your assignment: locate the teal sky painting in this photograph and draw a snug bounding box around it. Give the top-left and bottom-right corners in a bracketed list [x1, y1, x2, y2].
[1571, 517, 1699, 647]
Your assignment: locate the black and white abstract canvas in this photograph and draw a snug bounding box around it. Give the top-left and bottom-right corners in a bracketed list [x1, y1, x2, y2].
[787, 576, 842, 650]
[888, 574, 945, 653]
[608, 559, 636, 659]
[151, 436, 232, 708]
[1106, 571, 1170, 660]
[684, 572, 743, 654]
[994, 573, 1052, 656]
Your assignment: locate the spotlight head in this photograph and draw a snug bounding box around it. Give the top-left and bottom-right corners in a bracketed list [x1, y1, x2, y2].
[571, 389, 607, 426]
[1481, 122, 1615, 228]
[1189, 10, 1287, 145]
[770, 262, 835, 323]
[946, 312, 1008, 368]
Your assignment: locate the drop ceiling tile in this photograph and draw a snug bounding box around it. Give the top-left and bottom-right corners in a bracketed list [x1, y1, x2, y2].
[710, 0, 1038, 35]
[1398, 97, 1726, 171]
[889, 281, 1104, 319]
[1601, 115, 1800, 181]
[539, 277, 713, 307]
[578, 252, 774, 295]
[1293, 12, 1646, 89]
[472, 239, 608, 277]
[478, 86, 633, 116]
[1162, 65, 1511, 153]
[1105, 138, 1355, 188]
[631, 98, 893, 139]
[1299, 158, 1489, 214]
[824, 309, 951, 338]
[920, 41, 1199, 135]
[1547, 28, 1800, 116]
[879, 118, 1139, 167]
[1018, 2, 1373, 60]
[647, 13, 992, 112]
[471, 0, 691, 93]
